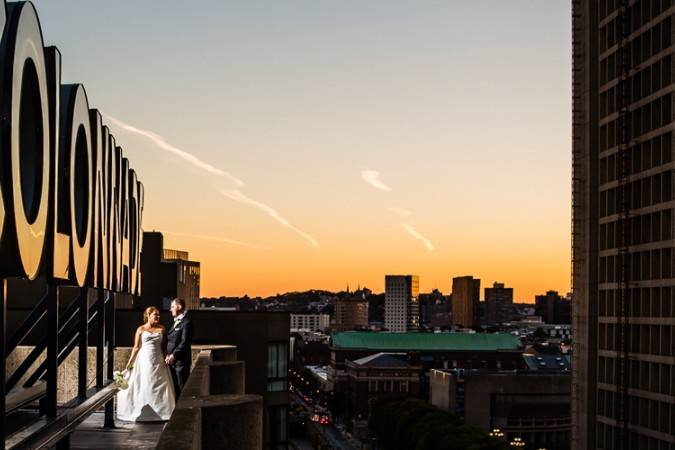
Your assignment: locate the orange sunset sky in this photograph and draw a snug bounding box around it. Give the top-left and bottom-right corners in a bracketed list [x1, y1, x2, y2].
[33, 1, 572, 301]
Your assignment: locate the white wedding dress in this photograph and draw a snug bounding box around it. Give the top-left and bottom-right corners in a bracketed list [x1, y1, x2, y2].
[116, 331, 176, 421]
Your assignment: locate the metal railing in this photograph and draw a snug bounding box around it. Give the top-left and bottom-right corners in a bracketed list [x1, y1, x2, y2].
[2, 281, 118, 450]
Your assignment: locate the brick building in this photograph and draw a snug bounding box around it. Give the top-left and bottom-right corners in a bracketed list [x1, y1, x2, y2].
[452, 276, 480, 328]
[327, 332, 524, 394]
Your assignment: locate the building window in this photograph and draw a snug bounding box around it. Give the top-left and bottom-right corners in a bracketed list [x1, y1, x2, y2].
[266, 406, 287, 450]
[267, 342, 288, 392]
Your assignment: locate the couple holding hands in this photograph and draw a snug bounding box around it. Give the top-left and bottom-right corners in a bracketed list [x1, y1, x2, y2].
[116, 298, 194, 422]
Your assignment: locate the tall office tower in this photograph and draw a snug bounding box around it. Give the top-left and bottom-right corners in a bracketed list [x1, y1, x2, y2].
[572, 1, 675, 448]
[452, 276, 480, 328]
[140, 232, 201, 311]
[384, 275, 420, 332]
[485, 282, 514, 324]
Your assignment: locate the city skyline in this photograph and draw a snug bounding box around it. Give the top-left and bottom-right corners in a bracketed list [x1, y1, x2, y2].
[32, 0, 571, 299]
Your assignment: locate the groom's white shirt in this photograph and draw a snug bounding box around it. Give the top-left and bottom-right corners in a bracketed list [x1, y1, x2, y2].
[173, 313, 185, 325]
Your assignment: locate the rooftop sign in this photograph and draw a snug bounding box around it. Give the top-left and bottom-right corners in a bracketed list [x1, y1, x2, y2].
[0, 1, 143, 294]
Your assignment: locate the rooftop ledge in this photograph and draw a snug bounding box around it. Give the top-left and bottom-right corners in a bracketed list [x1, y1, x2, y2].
[9, 345, 263, 450]
[156, 346, 263, 450]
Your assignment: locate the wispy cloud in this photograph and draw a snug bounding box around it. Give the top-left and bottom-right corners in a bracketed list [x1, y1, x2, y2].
[361, 169, 392, 191]
[161, 230, 269, 250]
[222, 190, 319, 248]
[360, 168, 434, 251]
[389, 206, 412, 217]
[107, 114, 318, 248]
[104, 114, 244, 187]
[402, 223, 434, 251]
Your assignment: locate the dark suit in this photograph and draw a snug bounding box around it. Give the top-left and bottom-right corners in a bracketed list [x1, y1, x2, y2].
[166, 314, 194, 395]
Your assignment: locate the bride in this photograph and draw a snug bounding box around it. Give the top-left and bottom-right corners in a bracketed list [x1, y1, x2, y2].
[117, 306, 176, 421]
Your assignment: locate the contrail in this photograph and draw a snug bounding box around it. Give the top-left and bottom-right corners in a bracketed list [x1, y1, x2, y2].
[106, 114, 319, 248]
[222, 189, 319, 248]
[361, 169, 392, 191]
[104, 114, 244, 187]
[389, 206, 412, 217]
[402, 223, 434, 251]
[359, 168, 433, 250]
[161, 230, 269, 250]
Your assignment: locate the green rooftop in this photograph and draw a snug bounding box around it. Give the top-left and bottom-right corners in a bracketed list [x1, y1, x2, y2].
[331, 332, 520, 351]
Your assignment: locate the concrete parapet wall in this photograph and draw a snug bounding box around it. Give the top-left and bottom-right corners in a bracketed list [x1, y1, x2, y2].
[5, 345, 237, 403]
[7, 347, 101, 403]
[197, 395, 262, 450]
[157, 348, 263, 450]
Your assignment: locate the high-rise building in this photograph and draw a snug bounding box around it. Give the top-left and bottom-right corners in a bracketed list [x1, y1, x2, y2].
[535, 290, 571, 325]
[420, 289, 450, 328]
[334, 296, 369, 331]
[384, 275, 420, 332]
[484, 282, 514, 325]
[452, 276, 480, 328]
[572, 2, 675, 448]
[140, 232, 201, 311]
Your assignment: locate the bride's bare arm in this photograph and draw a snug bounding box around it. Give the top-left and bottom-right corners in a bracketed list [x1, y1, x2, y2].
[126, 328, 143, 370]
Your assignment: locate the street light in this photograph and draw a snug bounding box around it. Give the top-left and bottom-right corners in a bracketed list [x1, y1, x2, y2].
[510, 437, 525, 447]
[489, 428, 504, 439]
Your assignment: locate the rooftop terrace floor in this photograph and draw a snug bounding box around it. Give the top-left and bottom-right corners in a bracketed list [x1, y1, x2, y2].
[70, 412, 165, 450]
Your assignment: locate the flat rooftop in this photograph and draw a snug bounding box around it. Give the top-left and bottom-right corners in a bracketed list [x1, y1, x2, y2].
[331, 332, 520, 351]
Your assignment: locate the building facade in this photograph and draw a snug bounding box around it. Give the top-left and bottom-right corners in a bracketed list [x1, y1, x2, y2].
[572, 1, 675, 448]
[384, 275, 420, 332]
[540, 324, 573, 341]
[290, 314, 330, 332]
[139, 232, 201, 311]
[327, 332, 524, 393]
[485, 282, 514, 325]
[431, 367, 571, 450]
[346, 353, 422, 431]
[452, 276, 481, 328]
[333, 296, 369, 331]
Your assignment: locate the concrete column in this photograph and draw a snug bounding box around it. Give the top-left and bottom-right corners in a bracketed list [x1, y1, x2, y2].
[199, 395, 262, 450]
[209, 361, 245, 395]
[211, 346, 237, 362]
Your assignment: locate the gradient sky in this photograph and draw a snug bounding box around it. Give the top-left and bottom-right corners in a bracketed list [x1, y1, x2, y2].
[31, 1, 572, 300]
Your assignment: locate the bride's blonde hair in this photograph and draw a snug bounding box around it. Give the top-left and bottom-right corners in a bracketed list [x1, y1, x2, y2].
[143, 306, 159, 323]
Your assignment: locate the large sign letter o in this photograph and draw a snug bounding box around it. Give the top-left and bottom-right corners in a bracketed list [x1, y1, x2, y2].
[4, 2, 50, 279]
[0, 2, 7, 249]
[61, 84, 92, 286]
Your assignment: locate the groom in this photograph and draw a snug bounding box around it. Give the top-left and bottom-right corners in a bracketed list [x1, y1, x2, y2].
[166, 298, 194, 396]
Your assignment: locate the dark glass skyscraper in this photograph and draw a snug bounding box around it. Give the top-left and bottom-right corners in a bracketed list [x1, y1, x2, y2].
[572, 1, 675, 448]
[485, 282, 513, 325]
